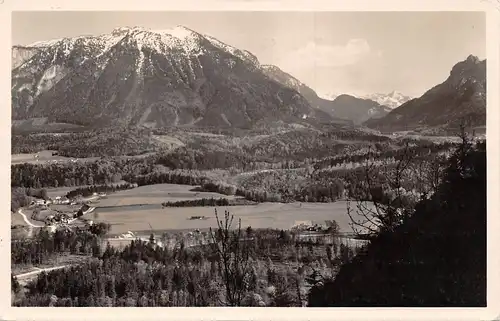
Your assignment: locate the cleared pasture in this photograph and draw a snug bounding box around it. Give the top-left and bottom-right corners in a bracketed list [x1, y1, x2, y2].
[11, 150, 100, 165]
[95, 201, 369, 236]
[11, 211, 28, 226]
[96, 183, 238, 207]
[151, 135, 185, 148]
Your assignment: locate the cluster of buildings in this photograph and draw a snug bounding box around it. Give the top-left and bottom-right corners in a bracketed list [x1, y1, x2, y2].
[292, 220, 326, 232]
[44, 212, 73, 225]
[30, 193, 97, 229]
[30, 196, 77, 207]
[52, 196, 74, 205]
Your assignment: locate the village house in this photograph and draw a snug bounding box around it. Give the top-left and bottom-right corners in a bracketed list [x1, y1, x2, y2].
[32, 199, 46, 206]
[45, 215, 55, 225]
[52, 196, 70, 205]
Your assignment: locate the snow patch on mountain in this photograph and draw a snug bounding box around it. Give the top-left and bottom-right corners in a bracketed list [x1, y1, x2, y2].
[36, 65, 67, 97]
[29, 38, 66, 48]
[204, 34, 258, 65]
[156, 26, 194, 41]
[317, 92, 361, 101]
[23, 25, 259, 74]
[360, 91, 413, 109]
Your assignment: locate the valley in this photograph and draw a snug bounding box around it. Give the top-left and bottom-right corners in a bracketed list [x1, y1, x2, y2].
[10, 15, 488, 309]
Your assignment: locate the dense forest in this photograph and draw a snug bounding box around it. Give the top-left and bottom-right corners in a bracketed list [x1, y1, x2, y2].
[12, 127, 157, 157]
[12, 125, 390, 159]
[11, 225, 110, 266]
[12, 214, 359, 307]
[65, 183, 138, 199]
[11, 127, 456, 208]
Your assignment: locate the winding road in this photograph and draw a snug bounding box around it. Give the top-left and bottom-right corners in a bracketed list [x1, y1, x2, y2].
[17, 209, 43, 228]
[15, 265, 69, 280]
[14, 265, 71, 287]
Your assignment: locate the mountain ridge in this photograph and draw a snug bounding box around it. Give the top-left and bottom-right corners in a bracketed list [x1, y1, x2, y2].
[364, 55, 486, 133]
[360, 91, 413, 109]
[11, 26, 333, 130]
[260, 65, 390, 125]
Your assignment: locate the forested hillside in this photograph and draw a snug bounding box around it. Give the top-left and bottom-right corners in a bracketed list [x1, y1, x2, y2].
[308, 138, 486, 306]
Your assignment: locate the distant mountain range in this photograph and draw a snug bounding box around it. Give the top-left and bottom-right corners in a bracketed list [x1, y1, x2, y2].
[261, 65, 390, 125]
[11, 26, 332, 130]
[361, 91, 413, 109]
[365, 55, 486, 133]
[319, 91, 413, 109]
[11, 26, 486, 133]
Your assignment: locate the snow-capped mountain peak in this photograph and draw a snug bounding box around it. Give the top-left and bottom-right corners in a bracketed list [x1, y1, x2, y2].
[317, 90, 412, 108]
[12, 25, 322, 129]
[361, 91, 413, 109]
[23, 25, 259, 66]
[317, 92, 363, 101]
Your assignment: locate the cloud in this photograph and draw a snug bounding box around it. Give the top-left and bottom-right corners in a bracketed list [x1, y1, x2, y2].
[274, 38, 383, 94]
[279, 38, 373, 70]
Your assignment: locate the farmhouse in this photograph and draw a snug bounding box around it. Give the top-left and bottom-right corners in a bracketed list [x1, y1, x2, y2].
[45, 215, 55, 225]
[292, 220, 312, 228]
[53, 196, 70, 205]
[291, 220, 325, 232]
[43, 225, 57, 233]
[32, 199, 46, 206]
[188, 216, 207, 220]
[118, 231, 136, 239]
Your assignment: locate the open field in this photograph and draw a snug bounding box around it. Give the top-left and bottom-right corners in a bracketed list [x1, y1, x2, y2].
[151, 135, 185, 149]
[96, 183, 239, 207]
[95, 201, 366, 236]
[11, 211, 28, 226]
[88, 184, 370, 236]
[32, 208, 58, 222]
[11, 118, 86, 134]
[16, 209, 44, 227]
[11, 150, 100, 165]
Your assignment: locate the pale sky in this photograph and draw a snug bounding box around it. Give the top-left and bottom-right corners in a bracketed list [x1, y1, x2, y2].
[12, 11, 486, 97]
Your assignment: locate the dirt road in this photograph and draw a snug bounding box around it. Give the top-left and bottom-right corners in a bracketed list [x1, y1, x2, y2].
[17, 209, 43, 228]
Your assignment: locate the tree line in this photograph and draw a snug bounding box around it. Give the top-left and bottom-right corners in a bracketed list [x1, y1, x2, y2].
[11, 187, 49, 212]
[162, 197, 232, 208]
[65, 183, 138, 199]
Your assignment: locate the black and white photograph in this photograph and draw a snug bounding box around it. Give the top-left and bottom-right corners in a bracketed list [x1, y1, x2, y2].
[6, 3, 497, 315]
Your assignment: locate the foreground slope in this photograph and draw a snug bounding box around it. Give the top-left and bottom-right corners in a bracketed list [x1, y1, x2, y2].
[12, 26, 331, 129]
[308, 139, 486, 306]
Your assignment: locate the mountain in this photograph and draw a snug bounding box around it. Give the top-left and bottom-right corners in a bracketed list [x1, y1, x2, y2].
[360, 91, 413, 109]
[317, 92, 340, 101]
[260, 65, 323, 109]
[12, 46, 41, 70]
[365, 55, 486, 133]
[11, 26, 333, 130]
[261, 65, 389, 124]
[327, 94, 391, 124]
